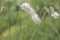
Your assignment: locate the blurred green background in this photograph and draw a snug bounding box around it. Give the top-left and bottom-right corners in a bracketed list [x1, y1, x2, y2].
[0, 0, 60, 40]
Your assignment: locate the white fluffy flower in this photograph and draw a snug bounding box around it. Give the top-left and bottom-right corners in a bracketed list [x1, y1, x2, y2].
[31, 14, 41, 24]
[51, 11, 59, 19]
[20, 2, 41, 24]
[49, 7, 59, 19]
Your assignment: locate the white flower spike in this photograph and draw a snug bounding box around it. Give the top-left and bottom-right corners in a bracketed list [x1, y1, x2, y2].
[49, 7, 59, 19]
[20, 2, 41, 24]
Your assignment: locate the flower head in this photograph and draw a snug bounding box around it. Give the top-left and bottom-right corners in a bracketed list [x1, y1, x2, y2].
[49, 7, 59, 19]
[20, 2, 41, 24]
[51, 11, 59, 19]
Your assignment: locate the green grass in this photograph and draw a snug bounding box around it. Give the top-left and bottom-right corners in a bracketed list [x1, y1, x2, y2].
[0, 0, 60, 40]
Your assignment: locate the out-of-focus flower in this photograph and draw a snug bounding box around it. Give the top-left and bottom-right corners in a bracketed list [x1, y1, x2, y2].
[42, 7, 50, 16]
[49, 7, 59, 19]
[16, 1, 22, 6]
[19, 2, 41, 24]
[22, 25, 27, 28]
[5, 0, 12, 2]
[0, 7, 5, 12]
[43, 7, 49, 12]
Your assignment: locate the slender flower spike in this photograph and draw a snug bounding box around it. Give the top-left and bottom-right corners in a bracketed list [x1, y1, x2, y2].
[43, 7, 49, 12]
[49, 7, 59, 19]
[20, 2, 41, 24]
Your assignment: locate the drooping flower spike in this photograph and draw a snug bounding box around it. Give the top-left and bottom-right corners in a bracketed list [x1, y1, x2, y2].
[42, 7, 50, 16]
[49, 7, 59, 19]
[43, 7, 49, 12]
[19, 2, 41, 24]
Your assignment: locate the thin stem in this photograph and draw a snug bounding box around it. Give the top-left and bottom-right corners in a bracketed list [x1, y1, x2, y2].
[29, 11, 47, 40]
[48, 18, 60, 39]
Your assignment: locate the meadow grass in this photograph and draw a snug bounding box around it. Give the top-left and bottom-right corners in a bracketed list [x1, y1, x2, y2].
[0, 0, 60, 40]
